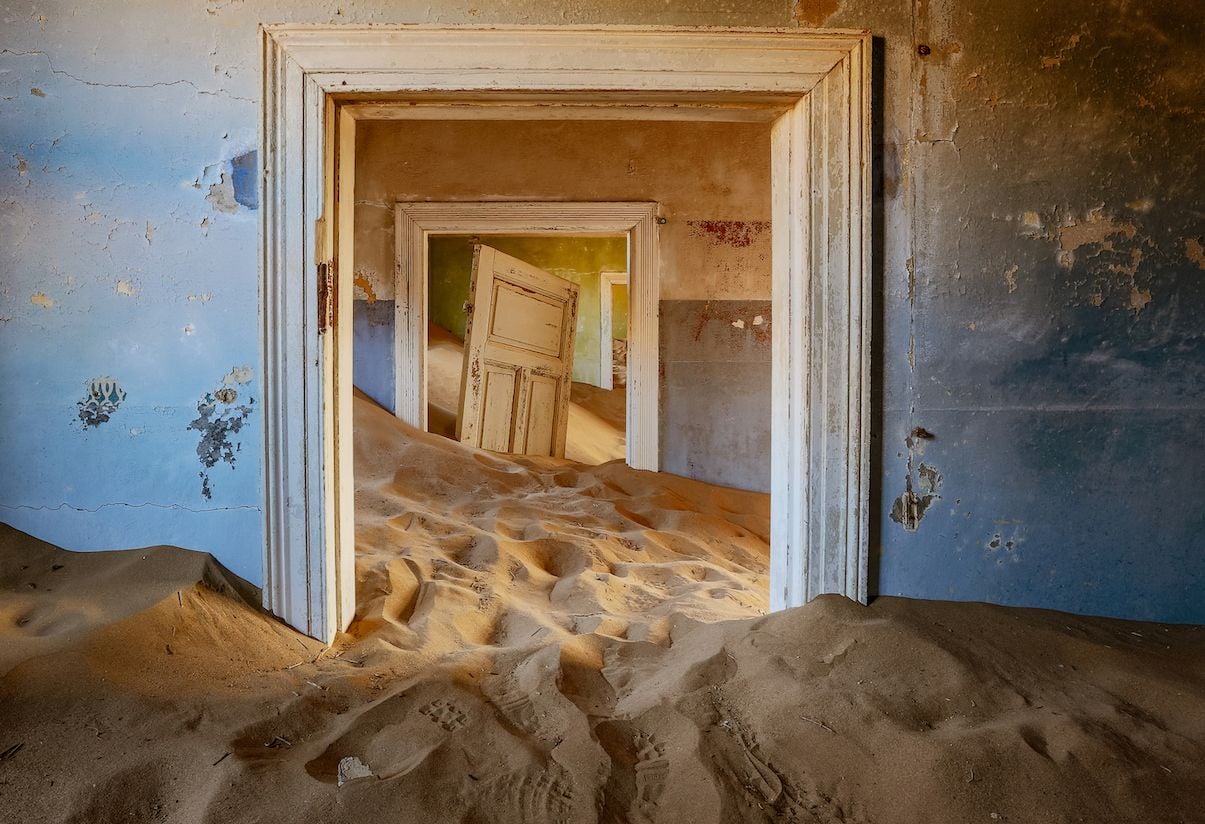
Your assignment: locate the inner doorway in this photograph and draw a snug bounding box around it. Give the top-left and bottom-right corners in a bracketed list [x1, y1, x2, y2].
[426, 237, 629, 465]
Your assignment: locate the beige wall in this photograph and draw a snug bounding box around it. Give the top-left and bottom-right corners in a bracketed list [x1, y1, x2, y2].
[353, 119, 773, 303]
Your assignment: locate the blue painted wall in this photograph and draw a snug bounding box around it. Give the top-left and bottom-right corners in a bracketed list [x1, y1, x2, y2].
[1, 0, 1201, 621]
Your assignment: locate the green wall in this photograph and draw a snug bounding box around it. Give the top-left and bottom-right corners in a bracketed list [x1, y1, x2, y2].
[611, 283, 629, 341]
[428, 235, 628, 385]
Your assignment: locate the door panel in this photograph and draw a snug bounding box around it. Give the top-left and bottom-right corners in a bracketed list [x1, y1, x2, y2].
[458, 245, 579, 457]
[519, 374, 558, 456]
[490, 285, 565, 355]
[479, 366, 518, 452]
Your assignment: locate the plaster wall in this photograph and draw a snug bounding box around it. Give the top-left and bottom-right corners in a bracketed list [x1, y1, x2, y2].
[1, 0, 1201, 621]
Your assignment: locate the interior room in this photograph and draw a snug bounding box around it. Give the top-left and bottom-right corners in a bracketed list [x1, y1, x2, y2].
[1, 8, 1202, 824]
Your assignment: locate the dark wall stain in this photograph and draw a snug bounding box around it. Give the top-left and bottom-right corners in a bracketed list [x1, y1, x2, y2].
[187, 387, 254, 500]
[76, 377, 126, 428]
[792, 0, 841, 28]
[686, 220, 770, 248]
[230, 150, 258, 210]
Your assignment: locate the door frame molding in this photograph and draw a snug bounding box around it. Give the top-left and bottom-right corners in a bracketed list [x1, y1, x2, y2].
[261, 24, 873, 642]
[393, 202, 659, 471]
[598, 270, 629, 392]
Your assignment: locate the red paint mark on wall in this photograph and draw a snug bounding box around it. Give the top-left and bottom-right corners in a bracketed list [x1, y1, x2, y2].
[687, 220, 771, 248]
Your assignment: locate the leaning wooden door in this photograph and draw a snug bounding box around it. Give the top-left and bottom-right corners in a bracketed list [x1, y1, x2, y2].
[457, 244, 580, 457]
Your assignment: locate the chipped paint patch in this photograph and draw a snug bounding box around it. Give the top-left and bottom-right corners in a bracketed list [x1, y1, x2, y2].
[1003, 264, 1019, 293]
[354, 271, 378, 304]
[687, 220, 770, 248]
[222, 365, 253, 386]
[890, 429, 942, 532]
[30, 87, 45, 97]
[1185, 238, 1205, 270]
[792, 0, 841, 28]
[187, 384, 254, 500]
[1040, 28, 1087, 69]
[205, 173, 240, 214]
[1057, 207, 1138, 266]
[187, 293, 214, 303]
[77, 377, 126, 428]
[30, 292, 54, 309]
[115, 279, 137, 297]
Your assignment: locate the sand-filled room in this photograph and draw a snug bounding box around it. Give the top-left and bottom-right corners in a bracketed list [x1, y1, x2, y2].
[2, 6, 1204, 824]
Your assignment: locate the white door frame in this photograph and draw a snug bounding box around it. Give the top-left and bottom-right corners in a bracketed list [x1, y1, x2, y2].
[261, 24, 873, 643]
[393, 202, 658, 471]
[598, 271, 629, 392]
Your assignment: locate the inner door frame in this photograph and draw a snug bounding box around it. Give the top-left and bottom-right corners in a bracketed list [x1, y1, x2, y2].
[261, 24, 873, 643]
[393, 201, 659, 471]
[598, 270, 629, 392]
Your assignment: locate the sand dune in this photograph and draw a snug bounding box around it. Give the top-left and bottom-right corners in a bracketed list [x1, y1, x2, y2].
[1, 393, 1203, 823]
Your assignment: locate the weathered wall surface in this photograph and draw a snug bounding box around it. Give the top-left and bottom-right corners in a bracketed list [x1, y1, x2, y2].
[815, 0, 1205, 622]
[1, 0, 1201, 620]
[355, 119, 775, 490]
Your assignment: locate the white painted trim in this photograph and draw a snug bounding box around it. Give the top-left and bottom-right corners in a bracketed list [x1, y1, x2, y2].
[260, 24, 873, 643]
[393, 204, 657, 471]
[598, 271, 629, 391]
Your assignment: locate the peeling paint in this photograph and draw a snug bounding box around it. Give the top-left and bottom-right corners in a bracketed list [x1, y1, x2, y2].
[30, 292, 54, 309]
[1057, 208, 1138, 267]
[1040, 28, 1087, 69]
[205, 173, 240, 214]
[115, 279, 137, 297]
[1003, 264, 1019, 293]
[891, 429, 943, 532]
[792, 0, 840, 28]
[76, 377, 125, 428]
[1186, 238, 1205, 270]
[354, 271, 378, 304]
[187, 386, 254, 500]
[221, 365, 253, 386]
[687, 220, 770, 248]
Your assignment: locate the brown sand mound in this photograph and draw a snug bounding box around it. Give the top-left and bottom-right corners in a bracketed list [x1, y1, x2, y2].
[0, 393, 1203, 823]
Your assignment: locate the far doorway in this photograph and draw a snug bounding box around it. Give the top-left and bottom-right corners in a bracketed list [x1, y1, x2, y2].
[392, 201, 661, 472]
[425, 236, 630, 465]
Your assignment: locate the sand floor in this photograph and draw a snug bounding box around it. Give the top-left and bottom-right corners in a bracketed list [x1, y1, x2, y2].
[1, 393, 1203, 823]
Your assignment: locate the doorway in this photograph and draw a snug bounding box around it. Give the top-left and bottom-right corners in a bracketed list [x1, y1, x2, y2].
[391, 202, 661, 471]
[260, 25, 873, 642]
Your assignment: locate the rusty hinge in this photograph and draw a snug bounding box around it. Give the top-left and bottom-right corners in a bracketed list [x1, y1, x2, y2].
[317, 261, 336, 334]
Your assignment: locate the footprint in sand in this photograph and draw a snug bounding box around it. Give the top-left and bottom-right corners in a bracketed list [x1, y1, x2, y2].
[474, 765, 576, 823]
[632, 731, 669, 823]
[420, 699, 468, 732]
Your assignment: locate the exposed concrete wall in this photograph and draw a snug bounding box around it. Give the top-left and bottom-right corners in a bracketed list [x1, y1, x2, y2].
[1, 0, 1201, 621]
[355, 119, 775, 490]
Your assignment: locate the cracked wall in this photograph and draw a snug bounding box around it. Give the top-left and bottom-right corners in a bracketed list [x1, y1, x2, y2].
[1, 0, 1201, 620]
